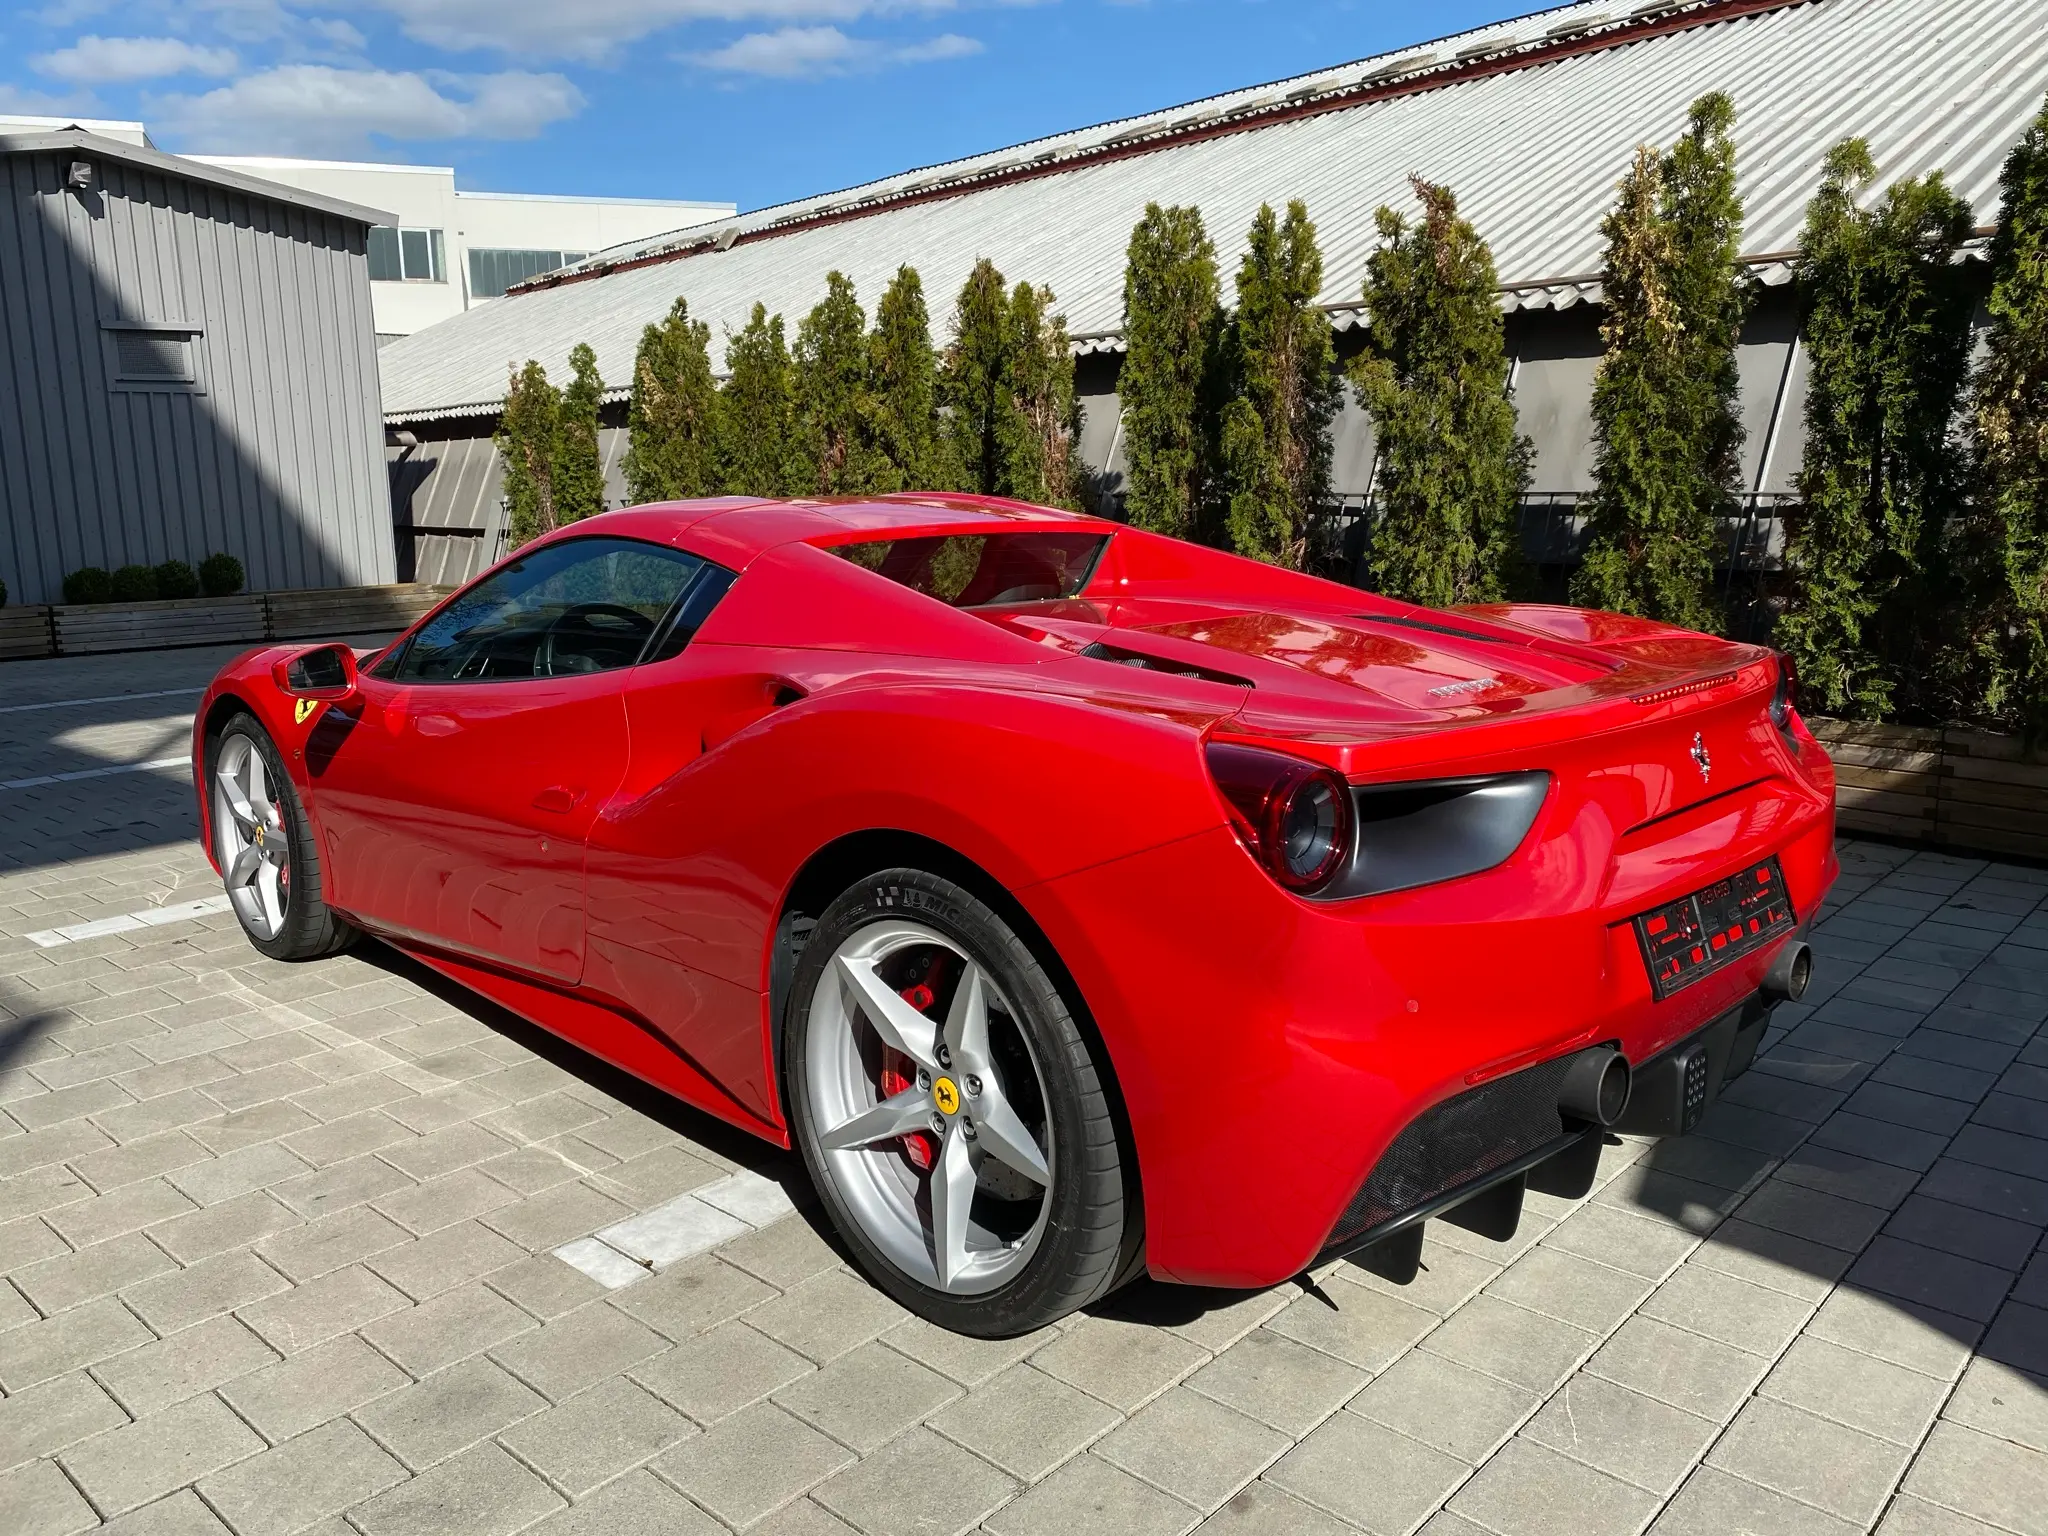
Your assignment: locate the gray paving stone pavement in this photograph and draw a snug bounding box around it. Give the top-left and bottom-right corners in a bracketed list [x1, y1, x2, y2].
[1, 643, 2046, 1534]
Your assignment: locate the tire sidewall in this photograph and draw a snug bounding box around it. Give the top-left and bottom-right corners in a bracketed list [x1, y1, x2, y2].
[784, 869, 1123, 1337]
[209, 716, 333, 962]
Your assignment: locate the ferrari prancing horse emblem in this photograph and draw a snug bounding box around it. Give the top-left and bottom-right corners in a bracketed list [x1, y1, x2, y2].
[1691, 731, 1712, 783]
[294, 698, 318, 725]
[931, 1077, 961, 1116]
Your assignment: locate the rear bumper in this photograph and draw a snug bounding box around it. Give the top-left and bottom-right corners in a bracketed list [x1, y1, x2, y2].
[1024, 765, 1835, 1290]
[1318, 994, 1773, 1272]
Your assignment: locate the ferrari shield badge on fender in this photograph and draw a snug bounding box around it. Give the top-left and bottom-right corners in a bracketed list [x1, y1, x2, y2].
[1691, 731, 1712, 783]
[294, 698, 319, 725]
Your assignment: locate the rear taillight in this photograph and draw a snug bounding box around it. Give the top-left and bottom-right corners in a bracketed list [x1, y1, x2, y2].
[1770, 651, 1801, 746]
[1205, 742, 1354, 893]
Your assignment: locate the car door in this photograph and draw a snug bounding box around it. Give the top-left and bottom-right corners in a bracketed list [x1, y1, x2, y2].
[312, 535, 709, 982]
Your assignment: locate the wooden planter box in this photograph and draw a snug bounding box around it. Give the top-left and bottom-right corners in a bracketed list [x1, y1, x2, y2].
[0, 606, 54, 661]
[53, 594, 268, 655]
[2, 584, 452, 661]
[267, 584, 447, 639]
[1809, 716, 2048, 861]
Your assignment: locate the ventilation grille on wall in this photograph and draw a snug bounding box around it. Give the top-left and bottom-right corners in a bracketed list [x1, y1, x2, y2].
[114, 331, 191, 379]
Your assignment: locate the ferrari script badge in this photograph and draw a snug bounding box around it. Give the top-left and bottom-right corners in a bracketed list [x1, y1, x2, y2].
[931, 1077, 961, 1116]
[294, 698, 318, 725]
[1691, 731, 1712, 783]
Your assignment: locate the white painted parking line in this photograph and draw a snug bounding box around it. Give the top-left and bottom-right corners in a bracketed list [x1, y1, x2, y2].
[555, 1237, 652, 1289]
[0, 687, 199, 715]
[696, 1166, 801, 1226]
[26, 893, 233, 948]
[552, 1168, 806, 1289]
[1, 756, 189, 791]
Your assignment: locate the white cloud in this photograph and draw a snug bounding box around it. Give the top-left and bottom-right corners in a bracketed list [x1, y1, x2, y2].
[33, 35, 242, 84]
[0, 81, 103, 116]
[321, 0, 960, 66]
[689, 23, 980, 76]
[151, 63, 584, 154]
[304, 16, 369, 49]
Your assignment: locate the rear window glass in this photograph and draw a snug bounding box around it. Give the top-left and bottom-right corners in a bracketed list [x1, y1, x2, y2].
[829, 532, 1107, 608]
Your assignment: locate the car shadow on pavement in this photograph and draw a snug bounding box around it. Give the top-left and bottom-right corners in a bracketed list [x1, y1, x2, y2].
[360, 937, 814, 1205]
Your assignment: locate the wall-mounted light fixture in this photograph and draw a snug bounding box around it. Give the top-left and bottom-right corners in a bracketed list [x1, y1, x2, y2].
[67, 160, 93, 189]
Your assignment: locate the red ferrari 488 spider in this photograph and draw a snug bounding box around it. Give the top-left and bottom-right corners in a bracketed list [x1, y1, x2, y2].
[193, 495, 1836, 1335]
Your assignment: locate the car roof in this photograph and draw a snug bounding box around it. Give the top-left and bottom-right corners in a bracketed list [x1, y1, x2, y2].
[562, 494, 1106, 565]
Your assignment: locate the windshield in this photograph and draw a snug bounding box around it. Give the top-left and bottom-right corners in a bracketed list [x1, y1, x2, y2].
[828, 532, 1108, 609]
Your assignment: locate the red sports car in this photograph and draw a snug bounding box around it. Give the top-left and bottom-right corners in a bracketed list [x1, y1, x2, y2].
[193, 495, 1835, 1335]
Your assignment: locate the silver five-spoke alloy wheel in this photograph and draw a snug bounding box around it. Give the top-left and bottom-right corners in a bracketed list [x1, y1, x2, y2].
[806, 920, 1054, 1295]
[214, 733, 290, 940]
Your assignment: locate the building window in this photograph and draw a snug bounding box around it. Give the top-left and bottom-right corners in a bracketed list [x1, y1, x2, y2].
[369, 225, 445, 283]
[467, 248, 588, 300]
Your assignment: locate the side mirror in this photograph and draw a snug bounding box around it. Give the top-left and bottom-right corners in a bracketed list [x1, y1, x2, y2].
[272, 643, 358, 701]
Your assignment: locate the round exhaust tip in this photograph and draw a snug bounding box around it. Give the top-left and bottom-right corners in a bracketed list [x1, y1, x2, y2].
[1763, 940, 1814, 1003]
[1559, 1047, 1631, 1127]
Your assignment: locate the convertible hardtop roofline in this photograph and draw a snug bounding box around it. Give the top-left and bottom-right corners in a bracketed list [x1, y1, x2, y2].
[562, 493, 1106, 566]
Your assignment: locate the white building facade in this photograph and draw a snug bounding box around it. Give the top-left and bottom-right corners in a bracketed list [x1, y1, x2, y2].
[0, 119, 733, 344]
[190, 158, 732, 342]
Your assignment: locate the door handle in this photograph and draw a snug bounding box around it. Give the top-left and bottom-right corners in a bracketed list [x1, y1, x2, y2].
[532, 786, 586, 814]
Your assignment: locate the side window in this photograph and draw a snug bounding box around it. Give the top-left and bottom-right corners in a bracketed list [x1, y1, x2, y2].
[392, 537, 705, 682]
[643, 565, 739, 665]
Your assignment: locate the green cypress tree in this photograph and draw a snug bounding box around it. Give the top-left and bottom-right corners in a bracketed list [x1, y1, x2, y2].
[1120, 204, 1224, 540]
[866, 266, 947, 492]
[793, 272, 877, 496]
[496, 359, 560, 547]
[1350, 179, 1532, 607]
[719, 304, 797, 497]
[623, 297, 719, 504]
[1574, 93, 1747, 630]
[555, 342, 606, 523]
[940, 258, 1022, 496]
[1776, 139, 1976, 720]
[1003, 280, 1083, 509]
[1968, 93, 2048, 739]
[1219, 200, 1341, 568]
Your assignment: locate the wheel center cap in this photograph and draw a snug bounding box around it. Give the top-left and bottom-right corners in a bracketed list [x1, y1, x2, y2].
[931, 1076, 960, 1116]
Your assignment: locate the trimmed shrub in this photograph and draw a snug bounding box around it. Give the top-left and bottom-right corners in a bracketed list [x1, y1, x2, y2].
[1350, 178, 1531, 607]
[1120, 203, 1225, 541]
[199, 552, 244, 597]
[154, 560, 200, 600]
[625, 299, 719, 504]
[109, 565, 158, 602]
[63, 567, 112, 604]
[497, 360, 562, 547]
[1218, 200, 1341, 569]
[1573, 93, 1747, 632]
[555, 343, 606, 523]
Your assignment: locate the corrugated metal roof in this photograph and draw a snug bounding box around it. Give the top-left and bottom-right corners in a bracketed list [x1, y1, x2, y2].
[379, 0, 2048, 423]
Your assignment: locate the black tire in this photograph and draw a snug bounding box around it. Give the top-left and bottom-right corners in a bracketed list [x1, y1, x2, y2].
[208, 715, 357, 963]
[784, 868, 1132, 1336]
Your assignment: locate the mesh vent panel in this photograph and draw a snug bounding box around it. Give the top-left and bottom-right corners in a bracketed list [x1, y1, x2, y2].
[1328, 1050, 1592, 1246]
[114, 331, 189, 380]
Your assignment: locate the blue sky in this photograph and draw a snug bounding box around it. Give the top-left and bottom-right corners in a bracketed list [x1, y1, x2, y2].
[0, 0, 1530, 210]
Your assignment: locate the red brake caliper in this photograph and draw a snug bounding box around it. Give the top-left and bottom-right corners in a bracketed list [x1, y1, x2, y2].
[881, 973, 939, 1170]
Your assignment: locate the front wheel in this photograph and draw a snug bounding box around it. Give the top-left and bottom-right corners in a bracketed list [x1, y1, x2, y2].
[784, 869, 1132, 1336]
[209, 716, 356, 962]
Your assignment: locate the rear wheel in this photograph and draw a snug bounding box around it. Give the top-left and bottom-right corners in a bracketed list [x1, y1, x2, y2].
[209, 716, 355, 962]
[784, 869, 1131, 1336]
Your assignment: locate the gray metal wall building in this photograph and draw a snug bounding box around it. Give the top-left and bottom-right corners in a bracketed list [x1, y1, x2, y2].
[0, 129, 396, 606]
